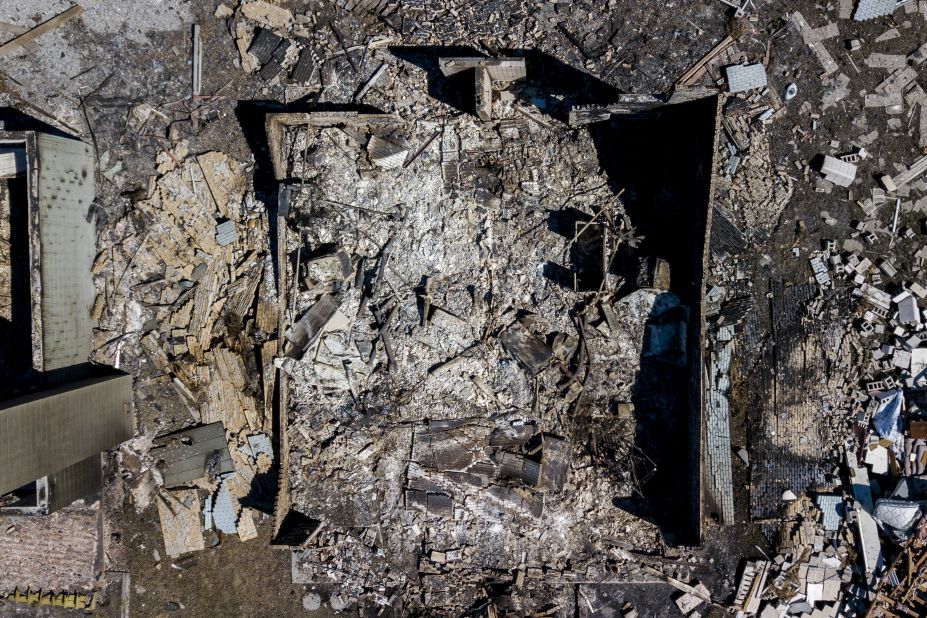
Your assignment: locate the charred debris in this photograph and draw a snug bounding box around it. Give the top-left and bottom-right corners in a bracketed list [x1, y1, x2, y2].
[6, 0, 927, 616]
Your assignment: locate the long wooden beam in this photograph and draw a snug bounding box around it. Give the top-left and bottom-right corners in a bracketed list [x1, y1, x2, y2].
[0, 5, 84, 58]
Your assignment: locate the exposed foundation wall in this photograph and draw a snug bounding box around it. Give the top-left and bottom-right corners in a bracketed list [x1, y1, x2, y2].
[590, 95, 720, 545]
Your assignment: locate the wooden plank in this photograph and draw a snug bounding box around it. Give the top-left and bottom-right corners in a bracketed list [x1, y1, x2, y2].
[156, 489, 204, 558]
[0, 5, 83, 58]
[676, 36, 735, 86]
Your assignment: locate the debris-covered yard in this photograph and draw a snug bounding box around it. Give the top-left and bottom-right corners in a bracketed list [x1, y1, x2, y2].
[5, 0, 927, 616]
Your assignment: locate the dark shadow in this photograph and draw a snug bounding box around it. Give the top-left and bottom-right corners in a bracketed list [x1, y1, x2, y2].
[242, 466, 277, 514]
[587, 97, 717, 302]
[389, 45, 486, 116]
[587, 97, 718, 546]
[624, 292, 692, 546]
[0, 106, 75, 139]
[389, 46, 625, 123]
[271, 508, 321, 546]
[234, 99, 388, 194]
[0, 173, 34, 398]
[809, 153, 826, 169]
[544, 207, 606, 291]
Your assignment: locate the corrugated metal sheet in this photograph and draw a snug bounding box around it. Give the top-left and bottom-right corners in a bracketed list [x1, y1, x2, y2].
[0, 373, 133, 496]
[215, 219, 239, 246]
[152, 422, 234, 487]
[35, 133, 95, 371]
[290, 47, 316, 83]
[247, 28, 282, 64]
[367, 135, 407, 169]
[47, 454, 101, 513]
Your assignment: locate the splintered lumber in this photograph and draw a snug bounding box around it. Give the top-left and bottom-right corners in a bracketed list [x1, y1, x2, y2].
[256, 299, 278, 333]
[260, 340, 278, 428]
[202, 347, 261, 432]
[237, 507, 259, 541]
[0, 5, 84, 58]
[196, 152, 246, 221]
[885, 154, 927, 192]
[226, 264, 262, 323]
[791, 12, 838, 75]
[676, 36, 735, 86]
[156, 489, 205, 558]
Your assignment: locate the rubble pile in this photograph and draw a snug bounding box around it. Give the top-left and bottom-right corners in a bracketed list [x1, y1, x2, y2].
[92, 143, 278, 555]
[697, 2, 927, 616]
[275, 84, 676, 609]
[10, 0, 927, 613]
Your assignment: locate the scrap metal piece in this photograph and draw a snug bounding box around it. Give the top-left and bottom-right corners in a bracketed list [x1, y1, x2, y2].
[367, 135, 408, 169]
[151, 422, 235, 487]
[302, 249, 352, 289]
[499, 322, 553, 375]
[283, 294, 346, 358]
[215, 220, 239, 246]
[538, 433, 568, 491]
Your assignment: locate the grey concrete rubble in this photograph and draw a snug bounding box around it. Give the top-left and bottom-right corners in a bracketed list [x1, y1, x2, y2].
[820, 154, 857, 187]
